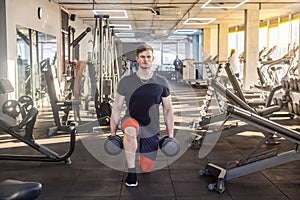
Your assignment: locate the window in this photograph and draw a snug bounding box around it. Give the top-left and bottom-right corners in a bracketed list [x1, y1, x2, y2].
[259, 26, 268, 52]
[147, 42, 161, 69]
[268, 26, 279, 59]
[178, 43, 186, 60]
[228, 32, 237, 55]
[147, 39, 195, 70]
[291, 18, 299, 47]
[162, 43, 177, 65]
[278, 22, 290, 57]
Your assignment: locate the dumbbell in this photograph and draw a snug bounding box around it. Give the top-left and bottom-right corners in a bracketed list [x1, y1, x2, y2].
[277, 98, 283, 108]
[104, 135, 123, 155]
[288, 102, 294, 113]
[18, 95, 33, 118]
[281, 79, 286, 89]
[285, 80, 290, 90]
[273, 98, 278, 105]
[159, 136, 180, 157]
[293, 103, 299, 115]
[290, 78, 295, 90]
[2, 100, 21, 119]
[293, 78, 298, 91]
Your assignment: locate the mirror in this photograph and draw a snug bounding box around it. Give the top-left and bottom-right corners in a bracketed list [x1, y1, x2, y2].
[16, 25, 57, 106]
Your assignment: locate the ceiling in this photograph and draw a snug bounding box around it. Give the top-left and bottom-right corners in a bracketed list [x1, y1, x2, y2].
[56, 0, 300, 42]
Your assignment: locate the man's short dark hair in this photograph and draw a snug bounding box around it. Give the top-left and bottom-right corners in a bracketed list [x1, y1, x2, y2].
[136, 44, 153, 56]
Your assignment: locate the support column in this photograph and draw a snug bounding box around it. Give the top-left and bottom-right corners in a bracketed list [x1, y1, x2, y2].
[244, 9, 260, 89]
[298, 16, 300, 78]
[192, 34, 200, 61]
[203, 28, 211, 59]
[218, 23, 229, 63]
[0, 0, 7, 112]
[0, 0, 7, 77]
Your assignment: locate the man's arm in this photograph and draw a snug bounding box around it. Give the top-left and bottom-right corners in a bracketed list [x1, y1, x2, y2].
[162, 95, 174, 138]
[110, 93, 125, 136]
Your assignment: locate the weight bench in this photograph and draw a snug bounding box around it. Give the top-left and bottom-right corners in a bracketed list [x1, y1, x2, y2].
[0, 179, 42, 200]
[0, 76, 76, 163]
[199, 63, 282, 129]
[41, 58, 81, 135]
[200, 104, 300, 193]
[207, 79, 281, 141]
[195, 78, 281, 152]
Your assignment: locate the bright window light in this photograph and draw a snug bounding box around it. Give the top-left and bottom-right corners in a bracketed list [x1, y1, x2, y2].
[201, 0, 250, 9]
[183, 18, 215, 25]
[110, 24, 132, 30]
[174, 29, 198, 35]
[92, 10, 128, 18]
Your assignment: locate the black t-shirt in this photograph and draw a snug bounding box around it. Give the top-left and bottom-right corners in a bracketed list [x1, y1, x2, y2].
[117, 72, 170, 133]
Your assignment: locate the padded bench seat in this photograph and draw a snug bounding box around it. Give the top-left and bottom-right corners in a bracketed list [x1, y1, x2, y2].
[0, 114, 17, 130]
[0, 179, 42, 200]
[257, 105, 281, 117]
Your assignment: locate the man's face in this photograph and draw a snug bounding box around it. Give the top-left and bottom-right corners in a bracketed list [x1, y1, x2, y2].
[136, 50, 154, 69]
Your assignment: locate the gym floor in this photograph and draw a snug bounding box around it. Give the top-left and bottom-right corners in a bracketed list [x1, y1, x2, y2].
[1, 82, 300, 200]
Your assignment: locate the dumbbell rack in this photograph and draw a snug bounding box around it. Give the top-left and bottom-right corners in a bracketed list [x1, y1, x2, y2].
[273, 78, 300, 118]
[190, 63, 226, 150]
[279, 77, 300, 116]
[199, 63, 226, 122]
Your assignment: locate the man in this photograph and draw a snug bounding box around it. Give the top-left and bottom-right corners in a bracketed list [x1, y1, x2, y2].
[173, 55, 183, 79]
[173, 55, 183, 70]
[110, 44, 174, 187]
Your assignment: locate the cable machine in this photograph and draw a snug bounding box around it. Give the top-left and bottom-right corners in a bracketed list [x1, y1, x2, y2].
[77, 14, 121, 132]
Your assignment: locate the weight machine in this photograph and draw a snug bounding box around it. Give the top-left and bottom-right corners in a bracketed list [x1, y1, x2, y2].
[257, 44, 299, 89]
[65, 26, 91, 99]
[40, 25, 96, 134]
[0, 76, 76, 163]
[41, 58, 81, 135]
[77, 14, 120, 132]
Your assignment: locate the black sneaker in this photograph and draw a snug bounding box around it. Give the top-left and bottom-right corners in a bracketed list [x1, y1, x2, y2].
[125, 172, 138, 187]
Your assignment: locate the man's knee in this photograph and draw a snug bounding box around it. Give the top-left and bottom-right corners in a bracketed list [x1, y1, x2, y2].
[122, 118, 139, 137]
[123, 127, 137, 137]
[140, 155, 156, 173]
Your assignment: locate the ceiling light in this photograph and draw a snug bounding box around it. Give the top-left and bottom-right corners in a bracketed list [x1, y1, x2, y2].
[109, 24, 132, 30]
[92, 10, 128, 18]
[115, 33, 135, 37]
[168, 35, 187, 40]
[119, 38, 137, 42]
[174, 29, 197, 35]
[183, 18, 215, 25]
[201, 0, 250, 9]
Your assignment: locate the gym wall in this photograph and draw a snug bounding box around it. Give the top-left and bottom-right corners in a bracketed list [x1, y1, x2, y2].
[5, 0, 61, 99]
